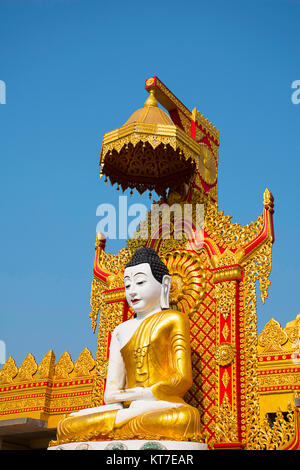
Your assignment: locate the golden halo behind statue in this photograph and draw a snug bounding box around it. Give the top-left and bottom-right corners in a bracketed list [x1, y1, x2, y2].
[162, 250, 207, 316]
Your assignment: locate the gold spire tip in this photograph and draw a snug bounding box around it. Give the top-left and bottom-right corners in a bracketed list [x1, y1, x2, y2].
[263, 188, 274, 206]
[144, 89, 158, 108]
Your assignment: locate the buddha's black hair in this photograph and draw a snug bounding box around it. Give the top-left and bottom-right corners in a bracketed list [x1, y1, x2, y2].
[125, 247, 169, 284]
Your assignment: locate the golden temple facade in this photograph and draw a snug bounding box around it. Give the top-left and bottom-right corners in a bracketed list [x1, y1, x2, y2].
[1, 315, 300, 450]
[0, 349, 95, 449]
[258, 315, 300, 420]
[1, 76, 299, 450]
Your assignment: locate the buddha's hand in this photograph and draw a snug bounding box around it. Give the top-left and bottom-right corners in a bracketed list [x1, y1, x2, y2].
[110, 387, 154, 402]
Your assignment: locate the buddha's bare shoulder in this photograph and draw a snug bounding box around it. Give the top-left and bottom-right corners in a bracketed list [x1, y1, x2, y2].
[113, 318, 136, 335]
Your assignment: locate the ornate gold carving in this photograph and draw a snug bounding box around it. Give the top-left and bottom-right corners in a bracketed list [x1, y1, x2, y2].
[130, 201, 202, 256]
[0, 395, 47, 414]
[92, 300, 125, 406]
[215, 343, 236, 367]
[209, 140, 219, 165]
[0, 348, 95, 423]
[15, 353, 37, 382]
[88, 194, 278, 449]
[250, 406, 295, 450]
[191, 107, 219, 143]
[263, 188, 274, 207]
[105, 300, 125, 333]
[90, 277, 108, 333]
[179, 112, 193, 137]
[259, 372, 300, 388]
[196, 143, 217, 185]
[212, 265, 242, 283]
[152, 79, 193, 126]
[93, 124, 278, 450]
[285, 314, 300, 345]
[98, 360, 108, 379]
[73, 348, 95, 377]
[222, 324, 230, 341]
[145, 77, 155, 87]
[102, 290, 125, 304]
[0, 356, 18, 384]
[251, 239, 273, 304]
[106, 273, 124, 290]
[96, 245, 133, 280]
[100, 84, 220, 197]
[90, 240, 132, 330]
[214, 395, 238, 443]
[146, 77, 193, 136]
[161, 249, 207, 316]
[37, 350, 56, 379]
[221, 369, 230, 389]
[207, 184, 218, 203]
[216, 248, 239, 267]
[258, 319, 288, 352]
[195, 126, 205, 142]
[205, 204, 264, 251]
[183, 250, 217, 445]
[101, 135, 197, 196]
[92, 326, 108, 407]
[54, 352, 74, 380]
[241, 236, 275, 449]
[215, 281, 236, 321]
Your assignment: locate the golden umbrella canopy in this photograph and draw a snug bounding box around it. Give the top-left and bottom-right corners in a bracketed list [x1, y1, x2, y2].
[99, 90, 207, 197]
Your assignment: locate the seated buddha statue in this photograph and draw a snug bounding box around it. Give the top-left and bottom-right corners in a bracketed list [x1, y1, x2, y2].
[50, 248, 202, 446]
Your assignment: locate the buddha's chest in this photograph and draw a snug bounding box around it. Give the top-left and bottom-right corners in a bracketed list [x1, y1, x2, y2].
[121, 329, 170, 386]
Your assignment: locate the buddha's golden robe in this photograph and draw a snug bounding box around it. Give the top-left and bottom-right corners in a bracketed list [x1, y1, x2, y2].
[50, 310, 201, 445]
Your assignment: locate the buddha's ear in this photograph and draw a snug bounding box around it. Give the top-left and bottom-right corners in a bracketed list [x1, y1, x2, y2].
[160, 275, 171, 309]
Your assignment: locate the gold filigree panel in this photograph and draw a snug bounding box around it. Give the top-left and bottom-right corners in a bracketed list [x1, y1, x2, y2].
[0, 349, 95, 386]
[205, 204, 264, 251]
[258, 319, 288, 353]
[15, 354, 37, 382]
[214, 281, 236, 321]
[0, 357, 18, 384]
[214, 395, 238, 444]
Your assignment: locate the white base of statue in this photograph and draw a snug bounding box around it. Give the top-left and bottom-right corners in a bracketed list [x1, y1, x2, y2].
[48, 440, 208, 450]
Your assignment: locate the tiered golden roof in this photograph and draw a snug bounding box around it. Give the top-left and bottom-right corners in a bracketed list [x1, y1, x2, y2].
[99, 89, 218, 197]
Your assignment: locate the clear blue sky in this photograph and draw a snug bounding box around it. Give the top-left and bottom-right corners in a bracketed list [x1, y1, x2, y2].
[1, 0, 300, 367]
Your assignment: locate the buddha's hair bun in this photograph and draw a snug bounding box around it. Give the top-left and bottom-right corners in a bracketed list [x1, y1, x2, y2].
[125, 247, 169, 284]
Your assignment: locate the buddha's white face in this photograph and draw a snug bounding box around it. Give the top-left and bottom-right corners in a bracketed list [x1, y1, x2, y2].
[124, 263, 164, 316]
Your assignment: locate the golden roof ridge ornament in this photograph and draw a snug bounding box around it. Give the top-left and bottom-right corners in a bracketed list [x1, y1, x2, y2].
[144, 88, 158, 107]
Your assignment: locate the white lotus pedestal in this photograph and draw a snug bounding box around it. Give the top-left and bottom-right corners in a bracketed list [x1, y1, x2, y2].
[48, 440, 208, 450]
